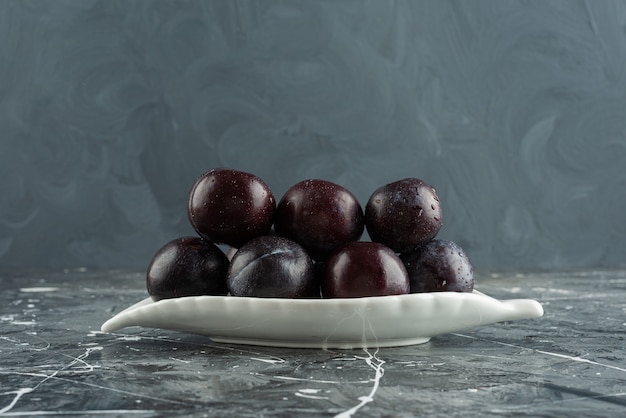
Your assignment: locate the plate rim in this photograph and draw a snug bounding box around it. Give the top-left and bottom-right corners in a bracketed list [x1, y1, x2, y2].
[101, 289, 544, 349]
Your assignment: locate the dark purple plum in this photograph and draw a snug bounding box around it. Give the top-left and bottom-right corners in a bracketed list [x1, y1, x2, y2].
[313, 261, 326, 285]
[274, 179, 364, 261]
[227, 235, 319, 298]
[188, 168, 275, 248]
[400, 239, 474, 293]
[146, 236, 229, 301]
[365, 178, 442, 253]
[322, 242, 409, 298]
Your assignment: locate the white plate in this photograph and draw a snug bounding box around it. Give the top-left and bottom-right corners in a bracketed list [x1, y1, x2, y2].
[100, 290, 543, 349]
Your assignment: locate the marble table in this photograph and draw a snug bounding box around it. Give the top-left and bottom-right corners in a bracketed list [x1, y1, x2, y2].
[1, 269, 625, 417]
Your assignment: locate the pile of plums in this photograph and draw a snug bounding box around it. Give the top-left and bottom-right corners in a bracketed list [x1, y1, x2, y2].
[146, 168, 474, 301]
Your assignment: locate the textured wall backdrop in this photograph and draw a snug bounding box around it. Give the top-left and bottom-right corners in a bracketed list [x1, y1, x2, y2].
[1, 0, 625, 270]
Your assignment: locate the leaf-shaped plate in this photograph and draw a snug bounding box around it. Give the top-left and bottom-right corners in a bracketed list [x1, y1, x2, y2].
[100, 290, 543, 349]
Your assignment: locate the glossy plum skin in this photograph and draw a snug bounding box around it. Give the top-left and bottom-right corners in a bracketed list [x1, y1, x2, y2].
[274, 179, 364, 261]
[322, 242, 409, 298]
[188, 168, 275, 248]
[146, 236, 229, 301]
[400, 239, 474, 293]
[227, 235, 319, 298]
[365, 178, 442, 253]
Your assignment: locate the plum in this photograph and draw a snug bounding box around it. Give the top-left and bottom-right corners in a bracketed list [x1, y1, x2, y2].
[365, 178, 442, 253]
[322, 242, 409, 298]
[188, 168, 275, 248]
[146, 236, 229, 301]
[400, 239, 474, 293]
[274, 179, 364, 261]
[227, 235, 319, 298]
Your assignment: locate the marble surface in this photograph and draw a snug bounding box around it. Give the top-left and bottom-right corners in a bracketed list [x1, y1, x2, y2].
[1, 269, 625, 417]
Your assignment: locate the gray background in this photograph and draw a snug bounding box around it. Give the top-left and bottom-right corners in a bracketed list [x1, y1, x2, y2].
[1, 0, 624, 271]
